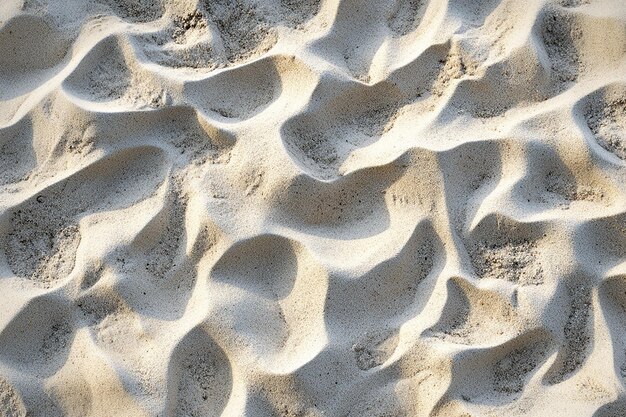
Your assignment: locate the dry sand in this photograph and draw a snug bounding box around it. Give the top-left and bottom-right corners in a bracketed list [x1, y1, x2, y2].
[0, 0, 626, 415]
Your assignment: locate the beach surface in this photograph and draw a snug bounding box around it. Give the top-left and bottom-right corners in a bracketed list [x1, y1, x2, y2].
[0, 0, 626, 415]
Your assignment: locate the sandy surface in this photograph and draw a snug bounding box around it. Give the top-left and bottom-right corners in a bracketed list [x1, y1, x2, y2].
[0, 0, 626, 415]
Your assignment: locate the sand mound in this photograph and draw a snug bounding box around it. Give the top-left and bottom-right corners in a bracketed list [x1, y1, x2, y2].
[1, 0, 626, 415]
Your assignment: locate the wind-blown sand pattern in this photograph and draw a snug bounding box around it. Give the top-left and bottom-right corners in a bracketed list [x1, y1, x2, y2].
[0, 0, 626, 415]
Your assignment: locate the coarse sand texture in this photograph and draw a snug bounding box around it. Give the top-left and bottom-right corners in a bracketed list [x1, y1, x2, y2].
[0, 0, 626, 416]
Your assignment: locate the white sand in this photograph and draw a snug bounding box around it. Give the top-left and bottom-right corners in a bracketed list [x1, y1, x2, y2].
[0, 0, 626, 415]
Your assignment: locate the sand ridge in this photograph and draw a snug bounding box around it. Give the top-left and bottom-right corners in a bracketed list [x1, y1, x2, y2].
[0, 0, 626, 415]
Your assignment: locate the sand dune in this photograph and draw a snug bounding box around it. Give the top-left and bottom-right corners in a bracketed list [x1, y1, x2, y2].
[0, 0, 626, 415]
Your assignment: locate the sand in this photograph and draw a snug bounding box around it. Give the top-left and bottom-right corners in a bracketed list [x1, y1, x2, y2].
[0, 0, 625, 415]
